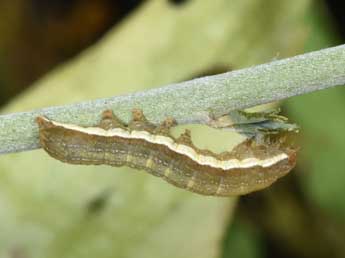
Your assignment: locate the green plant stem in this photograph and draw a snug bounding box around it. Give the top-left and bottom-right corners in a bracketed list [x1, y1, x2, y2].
[1, 44, 345, 154]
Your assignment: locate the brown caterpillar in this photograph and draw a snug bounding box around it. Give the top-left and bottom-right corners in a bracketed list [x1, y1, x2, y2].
[36, 109, 297, 196]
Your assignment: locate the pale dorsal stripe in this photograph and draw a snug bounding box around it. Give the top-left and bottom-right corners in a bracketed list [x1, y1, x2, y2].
[44, 118, 288, 170]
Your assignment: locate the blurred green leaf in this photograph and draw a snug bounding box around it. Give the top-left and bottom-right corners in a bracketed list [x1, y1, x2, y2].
[285, 1, 345, 219]
[222, 220, 264, 258]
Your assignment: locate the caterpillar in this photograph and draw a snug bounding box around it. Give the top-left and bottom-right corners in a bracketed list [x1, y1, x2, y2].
[36, 109, 297, 196]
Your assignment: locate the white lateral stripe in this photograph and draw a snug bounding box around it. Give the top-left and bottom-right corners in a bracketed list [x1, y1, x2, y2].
[44, 118, 288, 170]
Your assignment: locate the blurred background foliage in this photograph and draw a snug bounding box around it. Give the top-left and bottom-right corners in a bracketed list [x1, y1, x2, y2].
[0, 0, 344, 258]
